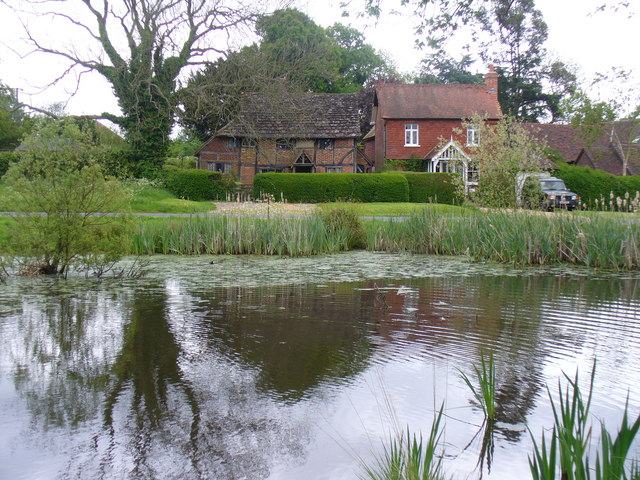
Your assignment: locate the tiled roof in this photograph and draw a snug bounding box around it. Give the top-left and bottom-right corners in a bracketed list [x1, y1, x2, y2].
[522, 123, 584, 163]
[216, 92, 361, 139]
[375, 83, 502, 120]
[581, 120, 640, 175]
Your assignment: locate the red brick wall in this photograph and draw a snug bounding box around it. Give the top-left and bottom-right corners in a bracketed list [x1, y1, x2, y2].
[383, 119, 467, 160]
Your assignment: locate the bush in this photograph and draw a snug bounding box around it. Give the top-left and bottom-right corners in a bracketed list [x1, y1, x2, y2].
[164, 168, 235, 201]
[554, 162, 640, 208]
[0, 151, 19, 178]
[318, 207, 367, 249]
[252, 173, 409, 203]
[399, 172, 465, 205]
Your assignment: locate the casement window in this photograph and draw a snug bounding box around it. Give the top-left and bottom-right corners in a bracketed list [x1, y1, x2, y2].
[405, 123, 419, 146]
[316, 138, 334, 150]
[325, 166, 342, 173]
[466, 125, 480, 146]
[207, 162, 232, 173]
[227, 138, 241, 149]
[241, 138, 256, 148]
[276, 138, 294, 150]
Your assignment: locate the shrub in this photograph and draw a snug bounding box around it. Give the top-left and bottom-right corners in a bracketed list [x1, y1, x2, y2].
[252, 173, 409, 203]
[318, 207, 367, 249]
[399, 172, 465, 205]
[0, 151, 19, 178]
[164, 167, 234, 201]
[554, 162, 640, 208]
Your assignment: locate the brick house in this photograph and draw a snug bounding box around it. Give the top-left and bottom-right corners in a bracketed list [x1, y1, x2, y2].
[196, 92, 372, 184]
[364, 66, 503, 191]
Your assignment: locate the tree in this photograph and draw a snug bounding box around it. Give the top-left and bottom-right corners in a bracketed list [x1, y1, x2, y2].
[0, 84, 32, 150]
[6, 0, 261, 177]
[414, 54, 484, 85]
[465, 114, 547, 208]
[180, 9, 393, 139]
[4, 118, 132, 276]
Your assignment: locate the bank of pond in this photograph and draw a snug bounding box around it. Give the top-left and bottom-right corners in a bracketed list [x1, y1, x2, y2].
[132, 209, 640, 270]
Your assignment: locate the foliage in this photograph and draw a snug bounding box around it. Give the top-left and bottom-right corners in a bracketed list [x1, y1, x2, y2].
[164, 168, 235, 201]
[252, 173, 410, 203]
[399, 172, 465, 205]
[0, 83, 32, 150]
[0, 151, 19, 177]
[382, 159, 427, 172]
[4, 119, 132, 275]
[469, 115, 547, 208]
[414, 53, 484, 85]
[180, 9, 393, 139]
[318, 207, 367, 249]
[11, 0, 261, 177]
[554, 162, 640, 209]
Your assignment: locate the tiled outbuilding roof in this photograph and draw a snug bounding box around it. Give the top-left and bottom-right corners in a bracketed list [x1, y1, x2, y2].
[216, 92, 361, 139]
[522, 123, 584, 163]
[580, 120, 640, 175]
[374, 83, 502, 120]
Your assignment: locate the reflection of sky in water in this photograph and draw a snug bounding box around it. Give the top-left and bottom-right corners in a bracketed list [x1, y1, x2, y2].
[1, 252, 639, 480]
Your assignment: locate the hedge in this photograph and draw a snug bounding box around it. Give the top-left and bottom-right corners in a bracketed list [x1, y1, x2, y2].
[252, 173, 410, 203]
[398, 172, 465, 205]
[554, 162, 640, 208]
[0, 151, 20, 178]
[164, 167, 234, 201]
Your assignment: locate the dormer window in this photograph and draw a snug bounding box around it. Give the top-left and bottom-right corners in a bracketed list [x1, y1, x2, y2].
[466, 125, 480, 146]
[405, 123, 419, 146]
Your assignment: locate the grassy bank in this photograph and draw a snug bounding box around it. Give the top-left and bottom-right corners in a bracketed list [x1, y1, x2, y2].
[366, 209, 639, 269]
[317, 202, 473, 217]
[128, 210, 640, 269]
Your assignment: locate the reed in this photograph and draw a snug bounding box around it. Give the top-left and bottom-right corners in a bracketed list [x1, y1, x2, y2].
[361, 405, 446, 480]
[459, 352, 496, 421]
[529, 365, 640, 480]
[366, 210, 640, 269]
[132, 215, 352, 256]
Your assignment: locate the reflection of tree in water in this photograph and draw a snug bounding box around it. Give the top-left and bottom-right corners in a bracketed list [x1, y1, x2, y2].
[191, 283, 376, 402]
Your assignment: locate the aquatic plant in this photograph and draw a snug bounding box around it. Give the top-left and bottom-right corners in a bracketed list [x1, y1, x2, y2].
[361, 406, 446, 480]
[459, 351, 496, 421]
[529, 365, 640, 480]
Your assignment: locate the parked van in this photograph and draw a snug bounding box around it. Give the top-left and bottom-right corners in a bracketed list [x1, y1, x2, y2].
[516, 173, 579, 211]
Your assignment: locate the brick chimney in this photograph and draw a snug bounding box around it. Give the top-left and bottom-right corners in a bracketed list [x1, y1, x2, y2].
[484, 65, 499, 96]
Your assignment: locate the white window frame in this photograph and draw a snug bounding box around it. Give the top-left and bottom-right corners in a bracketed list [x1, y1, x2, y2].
[326, 166, 342, 173]
[405, 123, 419, 147]
[466, 125, 480, 146]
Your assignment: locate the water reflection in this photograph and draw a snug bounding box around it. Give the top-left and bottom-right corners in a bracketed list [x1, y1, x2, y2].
[1, 254, 639, 480]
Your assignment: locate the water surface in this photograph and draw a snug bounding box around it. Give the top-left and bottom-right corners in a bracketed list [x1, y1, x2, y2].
[1, 252, 639, 479]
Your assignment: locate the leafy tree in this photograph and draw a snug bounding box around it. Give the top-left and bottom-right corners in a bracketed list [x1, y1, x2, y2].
[415, 54, 484, 85]
[4, 118, 132, 276]
[180, 9, 393, 139]
[6, 0, 262, 177]
[465, 114, 547, 208]
[0, 84, 32, 150]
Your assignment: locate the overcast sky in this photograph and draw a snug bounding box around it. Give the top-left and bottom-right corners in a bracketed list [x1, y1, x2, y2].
[0, 0, 638, 120]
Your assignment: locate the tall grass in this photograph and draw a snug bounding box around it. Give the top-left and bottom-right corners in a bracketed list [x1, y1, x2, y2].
[459, 352, 496, 421]
[361, 406, 446, 480]
[529, 365, 640, 480]
[366, 210, 640, 269]
[132, 215, 353, 256]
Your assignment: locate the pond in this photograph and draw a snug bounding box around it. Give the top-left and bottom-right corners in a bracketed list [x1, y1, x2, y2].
[1, 252, 639, 479]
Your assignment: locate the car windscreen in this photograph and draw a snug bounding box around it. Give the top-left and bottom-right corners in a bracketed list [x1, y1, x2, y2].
[540, 180, 567, 190]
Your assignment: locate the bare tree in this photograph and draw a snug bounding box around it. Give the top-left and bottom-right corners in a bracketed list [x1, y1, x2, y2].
[6, 0, 265, 176]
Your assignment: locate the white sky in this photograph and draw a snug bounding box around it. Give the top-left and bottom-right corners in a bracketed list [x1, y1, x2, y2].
[0, 0, 638, 120]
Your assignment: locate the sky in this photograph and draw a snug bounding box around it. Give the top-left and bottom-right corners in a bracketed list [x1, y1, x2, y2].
[0, 0, 638, 121]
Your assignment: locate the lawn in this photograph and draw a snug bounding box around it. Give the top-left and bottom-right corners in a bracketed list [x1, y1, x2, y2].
[317, 201, 476, 217]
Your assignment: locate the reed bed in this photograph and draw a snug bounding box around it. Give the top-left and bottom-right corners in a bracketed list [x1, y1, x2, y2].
[366, 210, 640, 270]
[132, 215, 352, 256]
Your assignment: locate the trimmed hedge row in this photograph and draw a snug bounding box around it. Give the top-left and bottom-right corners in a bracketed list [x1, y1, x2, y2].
[554, 162, 640, 207]
[252, 173, 410, 203]
[398, 172, 465, 205]
[164, 168, 234, 201]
